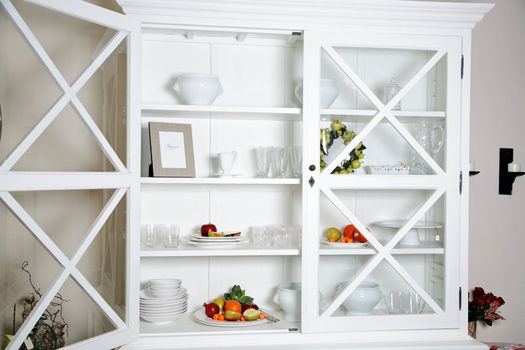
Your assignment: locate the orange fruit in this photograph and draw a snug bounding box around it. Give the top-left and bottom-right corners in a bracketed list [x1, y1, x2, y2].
[343, 224, 356, 238]
[224, 300, 242, 313]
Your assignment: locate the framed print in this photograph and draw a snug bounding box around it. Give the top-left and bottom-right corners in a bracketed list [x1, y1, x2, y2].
[149, 122, 195, 177]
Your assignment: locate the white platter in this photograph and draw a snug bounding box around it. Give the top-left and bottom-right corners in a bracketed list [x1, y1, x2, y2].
[320, 240, 368, 249]
[192, 309, 267, 327]
[371, 220, 443, 229]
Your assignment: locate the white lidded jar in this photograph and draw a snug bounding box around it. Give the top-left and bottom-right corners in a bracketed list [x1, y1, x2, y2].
[174, 73, 223, 105]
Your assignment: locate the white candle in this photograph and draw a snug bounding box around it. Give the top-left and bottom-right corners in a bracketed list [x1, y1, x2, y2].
[508, 162, 521, 172]
[469, 162, 475, 171]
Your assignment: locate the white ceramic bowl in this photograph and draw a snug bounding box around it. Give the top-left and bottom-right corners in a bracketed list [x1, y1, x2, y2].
[174, 73, 223, 105]
[294, 78, 339, 109]
[335, 281, 382, 315]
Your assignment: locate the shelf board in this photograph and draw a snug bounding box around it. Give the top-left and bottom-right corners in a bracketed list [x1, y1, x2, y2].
[141, 177, 301, 185]
[141, 104, 301, 119]
[320, 243, 444, 255]
[320, 109, 446, 118]
[141, 244, 300, 257]
[140, 310, 298, 336]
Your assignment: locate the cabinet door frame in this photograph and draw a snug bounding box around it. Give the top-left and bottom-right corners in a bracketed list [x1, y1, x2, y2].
[0, 1, 140, 349]
[301, 29, 463, 333]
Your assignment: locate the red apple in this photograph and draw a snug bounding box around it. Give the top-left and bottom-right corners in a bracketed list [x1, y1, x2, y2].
[201, 223, 217, 237]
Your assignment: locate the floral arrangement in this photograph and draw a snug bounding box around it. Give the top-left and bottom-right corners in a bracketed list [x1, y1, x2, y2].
[5, 262, 69, 350]
[468, 287, 505, 326]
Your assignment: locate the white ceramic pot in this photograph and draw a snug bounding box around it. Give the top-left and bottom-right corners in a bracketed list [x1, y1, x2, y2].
[273, 283, 326, 322]
[294, 78, 339, 109]
[335, 281, 382, 315]
[174, 73, 223, 105]
[274, 283, 302, 321]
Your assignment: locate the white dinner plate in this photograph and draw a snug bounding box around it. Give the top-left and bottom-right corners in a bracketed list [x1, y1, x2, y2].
[186, 239, 248, 248]
[190, 235, 241, 242]
[141, 302, 188, 310]
[141, 309, 187, 323]
[140, 288, 187, 300]
[320, 240, 368, 248]
[192, 309, 267, 327]
[140, 297, 188, 307]
[371, 220, 443, 229]
[140, 305, 188, 315]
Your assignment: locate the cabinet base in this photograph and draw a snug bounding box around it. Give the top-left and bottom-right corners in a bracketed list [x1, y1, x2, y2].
[123, 335, 488, 350]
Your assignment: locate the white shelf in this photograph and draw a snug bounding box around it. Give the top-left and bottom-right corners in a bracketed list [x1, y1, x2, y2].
[321, 109, 446, 118]
[141, 104, 302, 120]
[141, 245, 300, 257]
[140, 310, 298, 336]
[320, 243, 444, 255]
[141, 177, 301, 185]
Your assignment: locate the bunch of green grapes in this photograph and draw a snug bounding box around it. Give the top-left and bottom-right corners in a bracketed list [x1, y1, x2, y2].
[320, 119, 366, 174]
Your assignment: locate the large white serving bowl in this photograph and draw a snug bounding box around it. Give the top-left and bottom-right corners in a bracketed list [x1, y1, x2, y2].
[174, 73, 223, 105]
[335, 281, 383, 315]
[294, 78, 339, 109]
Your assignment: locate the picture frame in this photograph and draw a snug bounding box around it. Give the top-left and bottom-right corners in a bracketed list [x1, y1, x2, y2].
[149, 122, 195, 177]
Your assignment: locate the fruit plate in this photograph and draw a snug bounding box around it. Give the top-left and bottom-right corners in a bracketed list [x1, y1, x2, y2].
[193, 309, 267, 327]
[186, 238, 249, 248]
[190, 234, 242, 242]
[320, 240, 368, 248]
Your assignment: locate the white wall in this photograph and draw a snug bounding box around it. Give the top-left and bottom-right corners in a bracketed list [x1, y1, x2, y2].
[467, 0, 525, 344]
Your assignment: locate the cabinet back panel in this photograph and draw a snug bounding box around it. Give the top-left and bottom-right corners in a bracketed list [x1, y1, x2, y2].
[141, 256, 298, 312]
[142, 38, 298, 107]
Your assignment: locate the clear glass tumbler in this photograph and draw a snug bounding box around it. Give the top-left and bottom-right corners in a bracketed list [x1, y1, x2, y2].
[141, 224, 154, 249]
[163, 224, 180, 248]
[290, 147, 302, 178]
[253, 147, 271, 177]
[270, 147, 289, 178]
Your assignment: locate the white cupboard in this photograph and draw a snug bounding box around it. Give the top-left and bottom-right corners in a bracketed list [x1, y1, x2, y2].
[0, 0, 493, 349]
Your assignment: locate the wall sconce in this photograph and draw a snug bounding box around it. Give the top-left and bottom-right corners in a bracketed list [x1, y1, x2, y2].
[469, 162, 480, 176]
[499, 148, 525, 195]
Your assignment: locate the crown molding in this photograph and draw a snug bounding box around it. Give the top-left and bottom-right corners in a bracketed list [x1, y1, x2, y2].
[116, 0, 493, 31]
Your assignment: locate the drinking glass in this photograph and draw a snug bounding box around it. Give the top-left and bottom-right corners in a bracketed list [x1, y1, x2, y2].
[163, 224, 180, 248]
[271, 147, 289, 178]
[290, 147, 302, 178]
[141, 224, 154, 249]
[253, 148, 271, 177]
[249, 226, 267, 248]
[152, 224, 167, 248]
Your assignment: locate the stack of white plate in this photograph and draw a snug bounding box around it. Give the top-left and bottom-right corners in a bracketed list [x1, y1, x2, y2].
[140, 279, 188, 323]
[187, 233, 248, 248]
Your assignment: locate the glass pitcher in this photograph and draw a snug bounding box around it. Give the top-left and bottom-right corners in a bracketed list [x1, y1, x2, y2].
[410, 122, 444, 174]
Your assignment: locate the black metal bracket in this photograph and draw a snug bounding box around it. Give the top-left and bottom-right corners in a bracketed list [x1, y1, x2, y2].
[469, 171, 480, 176]
[499, 148, 525, 195]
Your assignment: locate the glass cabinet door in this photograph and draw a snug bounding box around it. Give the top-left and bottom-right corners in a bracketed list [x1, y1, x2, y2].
[301, 30, 462, 333]
[0, 1, 139, 349]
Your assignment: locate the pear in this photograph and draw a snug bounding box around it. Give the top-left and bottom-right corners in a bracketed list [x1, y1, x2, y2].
[213, 297, 225, 313]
